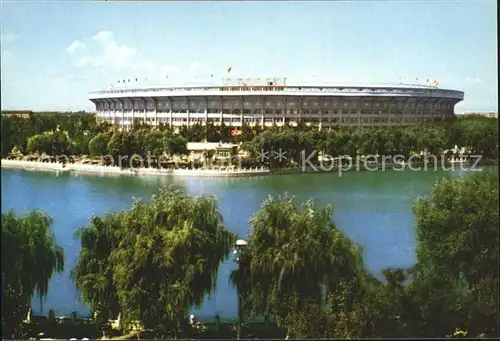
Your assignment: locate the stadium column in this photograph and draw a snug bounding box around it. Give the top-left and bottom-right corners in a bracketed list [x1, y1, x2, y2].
[108, 100, 112, 125]
[107, 100, 111, 124]
[432, 98, 439, 121]
[371, 98, 376, 127]
[400, 99, 405, 125]
[95, 100, 100, 123]
[282, 97, 286, 127]
[443, 99, 449, 121]
[118, 99, 124, 131]
[317, 98, 322, 131]
[444, 99, 452, 120]
[113, 100, 117, 127]
[439, 99, 446, 121]
[413, 97, 425, 122]
[131, 99, 135, 127]
[402, 98, 410, 125]
[240, 96, 244, 127]
[388, 98, 393, 125]
[168, 97, 173, 126]
[261, 95, 265, 129]
[153, 98, 158, 127]
[204, 97, 208, 125]
[298, 97, 303, 124]
[432, 98, 438, 121]
[101, 99, 106, 124]
[219, 96, 223, 126]
[416, 97, 424, 123]
[426, 99, 432, 122]
[412, 98, 418, 123]
[143, 98, 147, 125]
[186, 97, 190, 127]
[422, 98, 427, 123]
[358, 97, 363, 128]
[104, 99, 110, 126]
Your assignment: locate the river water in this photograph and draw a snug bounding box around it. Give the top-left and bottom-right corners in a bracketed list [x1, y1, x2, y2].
[0, 167, 490, 320]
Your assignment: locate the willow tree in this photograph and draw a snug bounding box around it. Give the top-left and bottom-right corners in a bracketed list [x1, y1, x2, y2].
[2, 210, 64, 338]
[74, 187, 236, 338]
[410, 171, 499, 338]
[231, 194, 366, 338]
[72, 213, 122, 326]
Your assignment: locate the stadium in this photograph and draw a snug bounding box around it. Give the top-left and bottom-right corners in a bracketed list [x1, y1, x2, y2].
[88, 78, 464, 130]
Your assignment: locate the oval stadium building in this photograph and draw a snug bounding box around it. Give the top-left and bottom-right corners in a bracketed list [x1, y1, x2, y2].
[88, 78, 464, 130]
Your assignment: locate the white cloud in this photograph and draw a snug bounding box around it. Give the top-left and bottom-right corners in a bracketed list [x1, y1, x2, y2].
[66, 40, 86, 54]
[1, 32, 17, 43]
[66, 31, 183, 82]
[190, 61, 201, 73]
[92, 30, 114, 43]
[67, 31, 137, 70]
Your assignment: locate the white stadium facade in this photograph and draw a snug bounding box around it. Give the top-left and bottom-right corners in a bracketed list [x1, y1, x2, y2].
[88, 78, 464, 130]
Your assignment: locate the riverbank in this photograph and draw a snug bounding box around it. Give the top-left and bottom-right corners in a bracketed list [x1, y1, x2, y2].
[0, 159, 271, 177]
[1, 158, 489, 178]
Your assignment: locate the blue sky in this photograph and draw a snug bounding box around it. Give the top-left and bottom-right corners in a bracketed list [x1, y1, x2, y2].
[1, 1, 497, 113]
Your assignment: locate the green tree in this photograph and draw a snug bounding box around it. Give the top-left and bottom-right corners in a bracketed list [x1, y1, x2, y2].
[1, 116, 30, 156]
[88, 132, 111, 156]
[51, 130, 71, 155]
[74, 188, 236, 338]
[205, 122, 220, 142]
[188, 123, 205, 142]
[219, 123, 233, 142]
[144, 130, 166, 157]
[106, 131, 138, 166]
[26, 133, 53, 155]
[231, 194, 365, 338]
[2, 210, 64, 338]
[106, 131, 124, 160]
[72, 214, 121, 326]
[164, 133, 188, 157]
[410, 171, 499, 337]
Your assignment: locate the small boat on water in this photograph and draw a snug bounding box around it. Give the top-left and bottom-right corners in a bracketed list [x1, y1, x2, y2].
[448, 156, 471, 165]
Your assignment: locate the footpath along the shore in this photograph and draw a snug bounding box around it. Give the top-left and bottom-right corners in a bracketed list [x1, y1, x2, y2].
[1, 158, 483, 178]
[0, 159, 271, 177]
